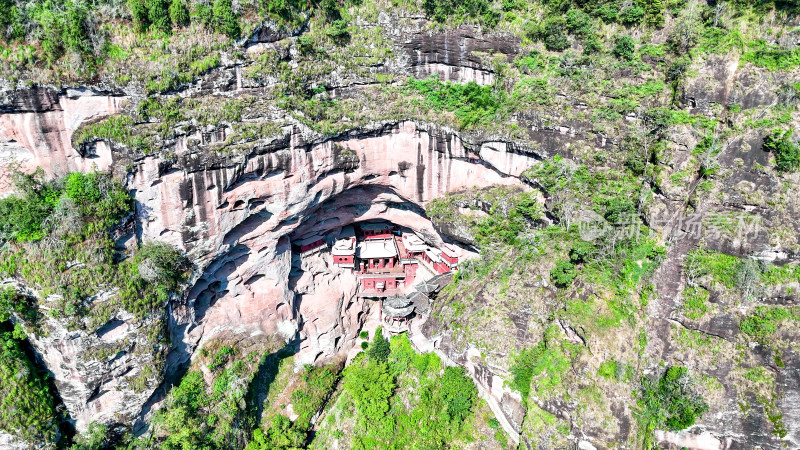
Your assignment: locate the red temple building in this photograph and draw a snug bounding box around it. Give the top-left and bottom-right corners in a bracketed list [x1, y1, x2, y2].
[441, 244, 460, 270]
[295, 235, 325, 255]
[328, 223, 463, 297]
[355, 237, 406, 295]
[401, 233, 428, 258]
[357, 237, 398, 270]
[332, 225, 356, 269]
[359, 222, 394, 239]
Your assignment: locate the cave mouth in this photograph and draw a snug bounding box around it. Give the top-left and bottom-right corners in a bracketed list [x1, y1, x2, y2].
[179, 184, 475, 370]
[288, 217, 467, 338]
[279, 185, 474, 363]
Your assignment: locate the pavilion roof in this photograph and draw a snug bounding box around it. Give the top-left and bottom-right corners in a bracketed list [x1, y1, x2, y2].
[382, 295, 414, 317]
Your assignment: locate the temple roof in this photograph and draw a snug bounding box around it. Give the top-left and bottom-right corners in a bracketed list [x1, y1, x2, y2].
[338, 225, 355, 238]
[402, 233, 428, 252]
[407, 291, 430, 316]
[360, 222, 392, 231]
[441, 243, 460, 259]
[332, 237, 356, 255]
[357, 238, 398, 259]
[295, 235, 324, 246]
[424, 247, 442, 262]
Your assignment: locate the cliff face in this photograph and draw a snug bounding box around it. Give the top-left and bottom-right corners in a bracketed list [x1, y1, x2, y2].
[143, 119, 534, 374]
[0, 88, 124, 183]
[2, 3, 800, 449]
[0, 84, 541, 431]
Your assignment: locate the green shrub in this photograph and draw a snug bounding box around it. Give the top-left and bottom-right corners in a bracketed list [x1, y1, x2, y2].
[603, 196, 636, 224]
[422, 0, 499, 26]
[569, 241, 594, 264]
[531, 17, 571, 52]
[326, 19, 350, 44]
[129, 0, 191, 34]
[129, 0, 150, 32]
[619, 4, 645, 24]
[152, 371, 211, 448]
[597, 360, 619, 380]
[739, 306, 797, 340]
[565, 8, 592, 37]
[247, 415, 306, 449]
[741, 41, 800, 71]
[70, 422, 109, 450]
[338, 334, 474, 447]
[682, 286, 709, 320]
[196, 2, 213, 26]
[64, 172, 101, 206]
[342, 356, 395, 419]
[594, 2, 618, 23]
[32, 0, 93, 62]
[440, 366, 478, 422]
[510, 327, 578, 402]
[260, 0, 311, 30]
[207, 345, 235, 371]
[551, 260, 577, 288]
[637, 366, 708, 436]
[763, 130, 800, 172]
[292, 365, 340, 425]
[613, 35, 636, 60]
[212, 0, 240, 37]
[360, 330, 369, 339]
[583, 34, 602, 54]
[0, 170, 129, 242]
[0, 0, 21, 41]
[169, 0, 190, 27]
[0, 288, 38, 325]
[406, 76, 504, 128]
[0, 189, 55, 242]
[147, 0, 172, 33]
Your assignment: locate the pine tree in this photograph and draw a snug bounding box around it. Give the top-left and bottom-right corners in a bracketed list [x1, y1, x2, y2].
[367, 327, 390, 363]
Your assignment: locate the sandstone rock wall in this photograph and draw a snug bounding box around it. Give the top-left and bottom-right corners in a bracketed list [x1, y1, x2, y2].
[0, 88, 124, 191]
[137, 120, 537, 381]
[0, 91, 544, 430]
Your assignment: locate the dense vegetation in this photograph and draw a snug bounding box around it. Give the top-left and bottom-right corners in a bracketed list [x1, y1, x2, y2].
[0, 312, 59, 443]
[149, 342, 293, 449]
[313, 332, 481, 448]
[131, 331, 483, 449]
[510, 325, 582, 402]
[637, 367, 709, 445]
[0, 0, 359, 81]
[4, 0, 800, 447]
[0, 170, 187, 324]
[763, 129, 800, 172]
[0, 170, 129, 243]
[0, 171, 135, 445]
[0, 170, 188, 447]
[407, 76, 505, 128]
[426, 185, 542, 246]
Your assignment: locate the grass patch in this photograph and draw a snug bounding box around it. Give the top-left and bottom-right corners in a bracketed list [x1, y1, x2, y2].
[682, 285, 710, 320]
